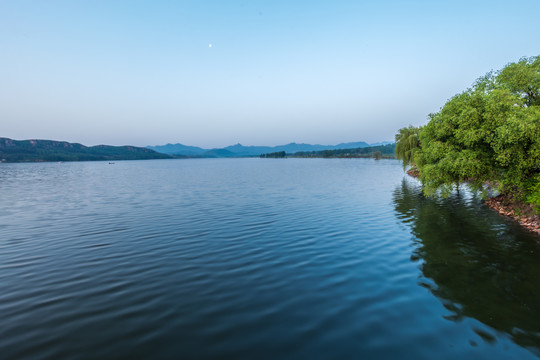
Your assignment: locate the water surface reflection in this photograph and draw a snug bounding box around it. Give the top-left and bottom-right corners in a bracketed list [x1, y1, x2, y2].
[393, 178, 540, 353]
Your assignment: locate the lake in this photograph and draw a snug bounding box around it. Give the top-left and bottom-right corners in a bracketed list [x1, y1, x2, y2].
[1, 158, 539, 359]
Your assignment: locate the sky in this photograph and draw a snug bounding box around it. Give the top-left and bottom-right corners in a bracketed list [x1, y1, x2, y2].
[1, 0, 539, 148]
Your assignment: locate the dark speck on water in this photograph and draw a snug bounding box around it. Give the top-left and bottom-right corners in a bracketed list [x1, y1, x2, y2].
[0, 158, 539, 359]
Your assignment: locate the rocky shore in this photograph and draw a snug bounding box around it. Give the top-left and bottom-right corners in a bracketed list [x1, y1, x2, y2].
[485, 194, 540, 235]
[406, 168, 420, 178]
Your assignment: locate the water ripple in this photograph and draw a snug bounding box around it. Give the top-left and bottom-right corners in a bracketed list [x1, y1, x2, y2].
[0, 159, 539, 359]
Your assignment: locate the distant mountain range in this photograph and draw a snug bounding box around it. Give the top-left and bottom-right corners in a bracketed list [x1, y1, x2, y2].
[0, 137, 395, 162]
[147, 141, 393, 157]
[0, 138, 171, 162]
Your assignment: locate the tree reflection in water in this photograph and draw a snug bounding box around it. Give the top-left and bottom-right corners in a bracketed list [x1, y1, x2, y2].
[393, 178, 540, 353]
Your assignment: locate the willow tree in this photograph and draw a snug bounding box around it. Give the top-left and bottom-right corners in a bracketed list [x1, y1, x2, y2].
[395, 125, 422, 169]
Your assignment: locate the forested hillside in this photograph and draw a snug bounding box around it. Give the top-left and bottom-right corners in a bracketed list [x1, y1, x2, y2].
[0, 138, 171, 162]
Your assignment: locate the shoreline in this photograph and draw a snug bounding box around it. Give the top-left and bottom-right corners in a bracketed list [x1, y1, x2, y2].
[406, 170, 540, 235]
[485, 195, 540, 235]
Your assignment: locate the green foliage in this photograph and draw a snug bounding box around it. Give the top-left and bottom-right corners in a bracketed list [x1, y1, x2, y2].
[395, 126, 421, 169]
[396, 56, 540, 211]
[293, 144, 396, 158]
[496, 56, 540, 107]
[526, 174, 540, 212]
[260, 151, 286, 158]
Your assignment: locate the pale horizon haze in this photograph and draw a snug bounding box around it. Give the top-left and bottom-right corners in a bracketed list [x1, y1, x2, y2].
[1, 0, 538, 148]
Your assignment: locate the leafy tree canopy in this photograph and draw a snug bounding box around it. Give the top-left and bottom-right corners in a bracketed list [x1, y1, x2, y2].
[395, 56, 540, 208]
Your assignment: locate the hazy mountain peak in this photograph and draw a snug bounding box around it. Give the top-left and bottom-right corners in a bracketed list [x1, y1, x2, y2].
[147, 141, 389, 157]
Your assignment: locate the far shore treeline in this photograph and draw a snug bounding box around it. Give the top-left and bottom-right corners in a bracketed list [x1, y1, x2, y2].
[260, 144, 396, 159]
[395, 56, 540, 213]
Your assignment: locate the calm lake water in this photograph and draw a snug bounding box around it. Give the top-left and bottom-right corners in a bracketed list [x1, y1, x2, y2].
[1, 158, 539, 359]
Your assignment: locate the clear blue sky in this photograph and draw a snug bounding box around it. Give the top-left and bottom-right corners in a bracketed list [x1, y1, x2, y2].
[1, 0, 538, 148]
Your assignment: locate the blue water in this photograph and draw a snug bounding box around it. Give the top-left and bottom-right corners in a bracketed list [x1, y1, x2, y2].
[1, 158, 539, 359]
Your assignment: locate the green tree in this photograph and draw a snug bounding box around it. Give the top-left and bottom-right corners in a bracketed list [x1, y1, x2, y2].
[395, 125, 422, 169]
[396, 56, 540, 209]
[496, 56, 540, 107]
[416, 89, 498, 195]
